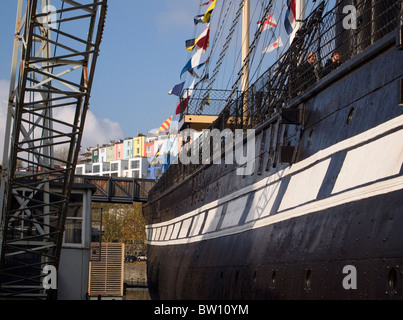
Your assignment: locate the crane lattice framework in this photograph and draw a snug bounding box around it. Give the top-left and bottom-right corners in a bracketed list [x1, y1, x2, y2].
[0, 0, 108, 299]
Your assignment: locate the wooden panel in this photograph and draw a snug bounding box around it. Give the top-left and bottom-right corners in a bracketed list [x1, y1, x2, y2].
[89, 243, 124, 297]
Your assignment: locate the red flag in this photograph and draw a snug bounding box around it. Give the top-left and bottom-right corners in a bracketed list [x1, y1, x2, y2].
[175, 97, 190, 115]
[200, 0, 213, 6]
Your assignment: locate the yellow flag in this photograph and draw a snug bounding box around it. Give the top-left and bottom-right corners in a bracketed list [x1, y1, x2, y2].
[156, 116, 172, 133]
[202, 0, 217, 23]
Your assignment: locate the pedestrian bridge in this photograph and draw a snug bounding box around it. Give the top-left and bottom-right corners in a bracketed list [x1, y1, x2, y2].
[73, 175, 156, 203]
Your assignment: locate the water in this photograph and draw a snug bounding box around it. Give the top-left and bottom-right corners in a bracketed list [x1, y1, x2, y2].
[123, 287, 151, 300]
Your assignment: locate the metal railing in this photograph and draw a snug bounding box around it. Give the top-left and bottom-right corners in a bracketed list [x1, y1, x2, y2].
[73, 175, 155, 203]
[150, 0, 403, 199]
[179, 88, 238, 122]
[0, 0, 108, 299]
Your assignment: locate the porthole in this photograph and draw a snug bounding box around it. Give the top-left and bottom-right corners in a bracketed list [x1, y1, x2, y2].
[388, 268, 398, 292]
[305, 270, 312, 289]
[307, 129, 314, 146]
[347, 108, 355, 125]
[271, 270, 277, 285]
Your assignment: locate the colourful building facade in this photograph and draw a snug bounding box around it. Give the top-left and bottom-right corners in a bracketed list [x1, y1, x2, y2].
[123, 138, 133, 160]
[114, 141, 124, 160]
[132, 135, 144, 158]
[106, 145, 115, 162]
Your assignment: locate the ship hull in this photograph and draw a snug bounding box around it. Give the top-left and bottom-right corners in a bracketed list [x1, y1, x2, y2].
[143, 32, 403, 299]
[147, 189, 403, 300]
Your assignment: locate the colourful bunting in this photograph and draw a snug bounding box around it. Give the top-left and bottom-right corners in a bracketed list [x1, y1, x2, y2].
[194, 14, 204, 25]
[257, 14, 277, 32]
[200, 0, 213, 6]
[262, 36, 283, 53]
[156, 116, 173, 133]
[180, 49, 203, 78]
[285, 0, 297, 35]
[185, 24, 210, 52]
[175, 96, 190, 115]
[169, 82, 185, 96]
[202, 0, 217, 23]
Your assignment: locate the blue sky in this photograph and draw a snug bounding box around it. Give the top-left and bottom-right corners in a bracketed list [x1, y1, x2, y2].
[0, 1, 213, 149]
[89, 0, 200, 135]
[0, 0, 318, 151]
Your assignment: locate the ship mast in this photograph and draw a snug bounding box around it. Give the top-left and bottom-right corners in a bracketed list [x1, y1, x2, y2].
[241, 0, 305, 118]
[296, 0, 306, 27]
[241, 0, 250, 94]
[241, 0, 250, 120]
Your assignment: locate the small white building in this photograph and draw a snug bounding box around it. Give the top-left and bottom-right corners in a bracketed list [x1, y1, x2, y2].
[90, 162, 110, 176]
[125, 157, 149, 178]
[99, 147, 107, 163]
[75, 163, 93, 175]
[108, 160, 129, 177]
[76, 158, 149, 179]
[53, 182, 95, 300]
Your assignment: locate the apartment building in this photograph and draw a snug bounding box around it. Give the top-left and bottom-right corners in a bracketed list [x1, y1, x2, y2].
[123, 138, 133, 160]
[76, 132, 179, 180]
[114, 140, 124, 160]
[132, 134, 144, 158]
[76, 157, 149, 178]
[106, 144, 115, 162]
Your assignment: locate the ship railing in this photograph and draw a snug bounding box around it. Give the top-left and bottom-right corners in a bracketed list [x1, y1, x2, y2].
[178, 88, 238, 123]
[232, 0, 403, 130]
[179, 0, 402, 132]
[151, 0, 402, 198]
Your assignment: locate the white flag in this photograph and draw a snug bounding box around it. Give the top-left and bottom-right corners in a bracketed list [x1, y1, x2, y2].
[262, 37, 283, 54]
[257, 14, 277, 32]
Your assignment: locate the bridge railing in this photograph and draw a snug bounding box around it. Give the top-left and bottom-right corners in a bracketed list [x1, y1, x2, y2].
[73, 175, 155, 203]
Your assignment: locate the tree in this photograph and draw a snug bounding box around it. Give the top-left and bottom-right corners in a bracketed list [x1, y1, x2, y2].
[92, 202, 146, 245]
[53, 145, 69, 166]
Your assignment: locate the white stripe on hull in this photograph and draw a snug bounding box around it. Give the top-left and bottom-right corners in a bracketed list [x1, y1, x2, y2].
[146, 114, 403, 246]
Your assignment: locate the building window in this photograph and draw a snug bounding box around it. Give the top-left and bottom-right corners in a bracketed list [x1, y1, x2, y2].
[131, 160, 140, 169]
[132, 170, 140, 178]
[64, 193, 83, 245]
[93, 165, 100, 173]
[146, 146, 151, 153]
[136, 148, 140, 154]
[75, 167, 83, 175]
[111, 163, 119, 171]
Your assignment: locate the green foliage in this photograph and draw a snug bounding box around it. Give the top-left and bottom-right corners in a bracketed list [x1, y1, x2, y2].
[92, 202, 146, 244]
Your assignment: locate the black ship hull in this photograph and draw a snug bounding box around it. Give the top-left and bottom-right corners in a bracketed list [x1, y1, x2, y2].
[147, 189, 403, 300]
[143, 14, 403, 299]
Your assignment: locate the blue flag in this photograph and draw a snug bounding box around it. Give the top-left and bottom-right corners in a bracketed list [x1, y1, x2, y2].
[194, 14, 204, 25]
[169, 82, 185, 96]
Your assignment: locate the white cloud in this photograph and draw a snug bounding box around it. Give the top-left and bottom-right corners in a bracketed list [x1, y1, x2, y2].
[0, 80, 9, 161]
[0, 79, 124, 162]
[80, 109, 124, 149]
